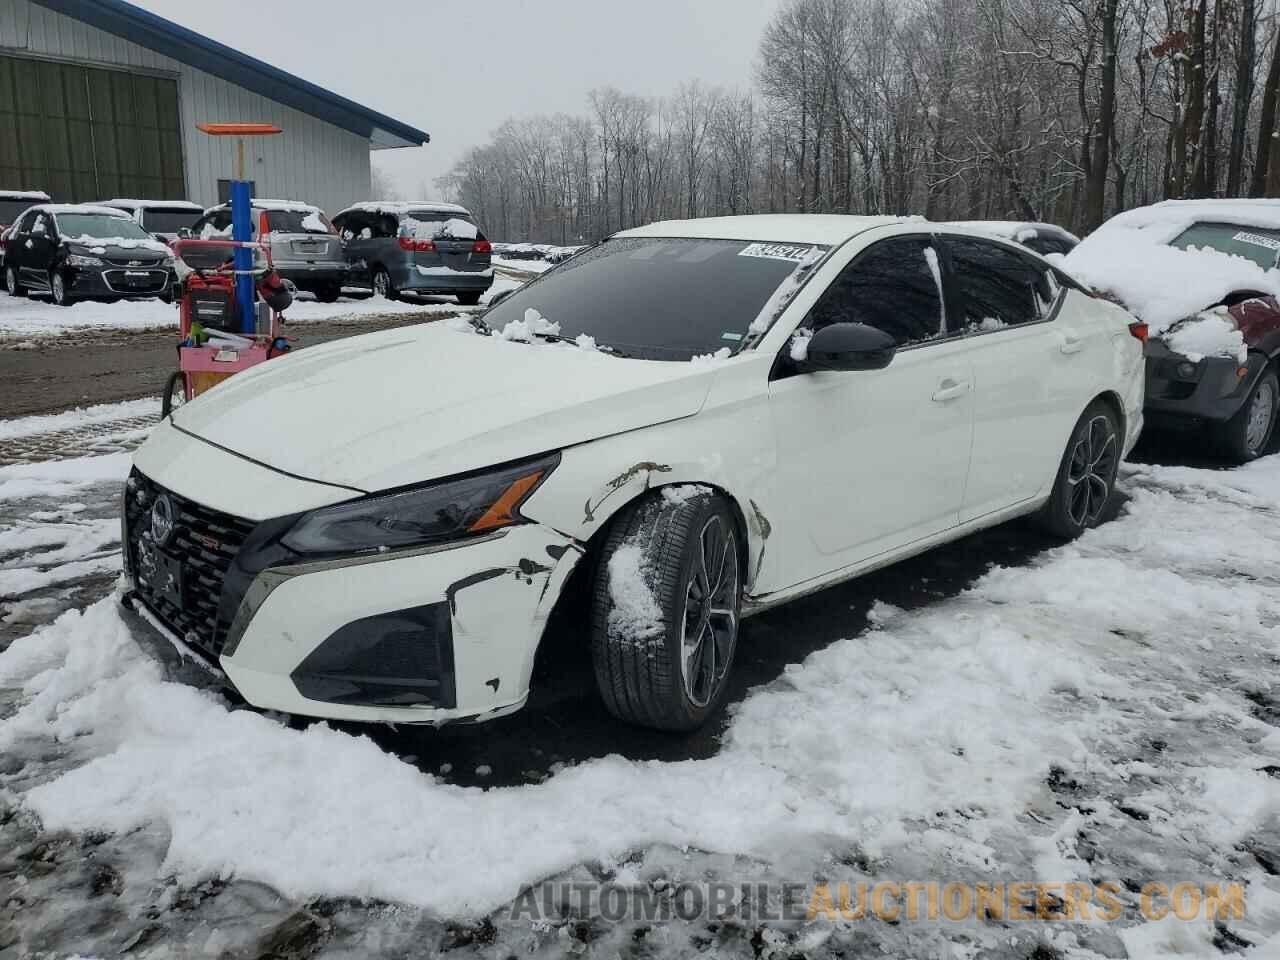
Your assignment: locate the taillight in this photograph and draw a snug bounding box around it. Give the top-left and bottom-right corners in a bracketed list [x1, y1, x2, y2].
[473, 239, 492, 255]
[1128, 322, 1148, 342]
[258, 211, 270, 236]
[398, 236, 435, 253]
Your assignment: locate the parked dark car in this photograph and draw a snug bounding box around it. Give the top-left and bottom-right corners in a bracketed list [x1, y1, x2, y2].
[0, 190, 52, 271]
[2, 204, 175, 306]
[332, 201, 493, 305]
[1063, 199, 1280, 462]
[190, 199, 350, 302]
[97, 199, 204, 242]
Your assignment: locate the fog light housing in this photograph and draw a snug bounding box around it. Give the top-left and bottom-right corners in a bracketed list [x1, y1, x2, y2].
[1176, 361, 1198, 379]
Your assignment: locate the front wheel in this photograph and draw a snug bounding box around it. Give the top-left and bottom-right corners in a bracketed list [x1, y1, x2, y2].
[1035, 400, 1121, 539]
[49, 270, 74, 307]
[1213, 366, 1278, 464]
[4, 265, 25, 298]
[590, 490, 742, 731]
[161, 371, 188, 419]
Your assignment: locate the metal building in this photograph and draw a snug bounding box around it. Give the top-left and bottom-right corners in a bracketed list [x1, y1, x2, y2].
[0, 0, 428, 216]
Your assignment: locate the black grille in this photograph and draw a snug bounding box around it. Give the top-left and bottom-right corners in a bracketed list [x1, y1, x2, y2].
[124, 469, 255, 661]
[103, 256, 165, 268]
[103, 268, 168, 293]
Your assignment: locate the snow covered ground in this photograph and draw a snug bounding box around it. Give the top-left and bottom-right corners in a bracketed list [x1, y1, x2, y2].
[0, 404, 1277, 957]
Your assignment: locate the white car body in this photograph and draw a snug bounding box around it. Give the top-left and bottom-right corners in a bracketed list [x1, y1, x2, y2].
[124, 215, 1145, 725]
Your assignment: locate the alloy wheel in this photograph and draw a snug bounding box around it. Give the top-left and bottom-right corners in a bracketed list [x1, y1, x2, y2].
[679, 516, 739, 707]
[4, 267, 15, 295]
[1066, 415, 1117, 527]
[51, 272, 66, 305]
[1245, 379, 1276, 454]
[373, 270, 389, 298]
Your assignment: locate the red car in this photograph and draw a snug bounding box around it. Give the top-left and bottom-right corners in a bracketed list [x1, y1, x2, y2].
[1063, 200, 1280, 462]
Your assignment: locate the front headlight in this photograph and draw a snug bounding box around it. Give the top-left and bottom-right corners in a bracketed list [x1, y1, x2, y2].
[281, 452, 559, 557]
[66, 253, 104, 267]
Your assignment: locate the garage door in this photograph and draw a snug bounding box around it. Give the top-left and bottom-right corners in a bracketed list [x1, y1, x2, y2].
[0, 54, 185, 201]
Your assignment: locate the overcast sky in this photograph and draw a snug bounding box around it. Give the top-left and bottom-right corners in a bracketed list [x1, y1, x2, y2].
[129, 0, 781, 201]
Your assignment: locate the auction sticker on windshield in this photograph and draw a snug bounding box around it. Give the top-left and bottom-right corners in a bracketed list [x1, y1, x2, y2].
[738, 242, 819, 262]
[1231, 230, 1280, 251]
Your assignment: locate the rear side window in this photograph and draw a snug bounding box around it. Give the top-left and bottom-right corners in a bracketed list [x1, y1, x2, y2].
[946, 237, 1054, 332]
[1169, 221, 1280, 269]
[807, 236, 946, 347]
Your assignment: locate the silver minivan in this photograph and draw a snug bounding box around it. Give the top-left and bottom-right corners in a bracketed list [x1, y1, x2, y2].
[190, 199, 351, 302]
[332, 202, 493, 305]
[97, 200, 204, 242]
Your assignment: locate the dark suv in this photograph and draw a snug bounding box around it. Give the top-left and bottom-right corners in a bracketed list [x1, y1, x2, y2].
[3, 204, 175, 306]
[331, 202, 493, 304]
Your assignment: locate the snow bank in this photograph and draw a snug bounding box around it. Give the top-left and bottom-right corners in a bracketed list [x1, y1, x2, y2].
[0, 453, 131, 502]
[1063, 200, 1280, 333]
[0, 398, 159, 442]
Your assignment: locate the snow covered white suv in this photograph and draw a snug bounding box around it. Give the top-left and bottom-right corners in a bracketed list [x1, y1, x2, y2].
[1063, 199, 1280, 462]
[122, 216, 1144, 731]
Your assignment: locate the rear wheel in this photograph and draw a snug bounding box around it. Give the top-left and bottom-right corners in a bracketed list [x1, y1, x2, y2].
[1035, 400, 1121, 539]
[314, 282, 341, 303]
[49, 270, 74, 307]
[456, 290, 483, 306]
[4, 265, 25, 298]
[161, 371, 187, 418]
[372, 267, 399, 301]
[590, 490, 742, 731]
[1213, 366, 1278, 464]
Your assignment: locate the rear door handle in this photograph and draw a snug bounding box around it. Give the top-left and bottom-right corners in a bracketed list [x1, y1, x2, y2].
[931, 378, 972, 402]
[1059, 330, 1084, 354]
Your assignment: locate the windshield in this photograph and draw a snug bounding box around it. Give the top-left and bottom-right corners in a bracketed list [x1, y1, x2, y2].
[480, 237, 828, 360]
[265, 210, 333, 234]
[142, 208, 202, 234]
[1169, 221, 1280, 270]
[0, 200, 33, 224]
[55, 213, 152, 241]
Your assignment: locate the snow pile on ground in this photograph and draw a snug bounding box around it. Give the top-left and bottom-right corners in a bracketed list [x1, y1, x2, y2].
[0, 452, 131, 502]
[1162, 308, 1248, 363]
[0, 398, 158, 442]
[2, 450, 1279, 956]
[1063, 200, 1280, 333]
[492, 242, 585, 263]
[493, 256, 556, 274]
[0, 516, 120, 598]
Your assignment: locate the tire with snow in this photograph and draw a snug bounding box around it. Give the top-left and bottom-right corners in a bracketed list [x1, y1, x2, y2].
[4, 265, 25, 298]
[1213, 364, 1278, 464]
[1034, 399, 1121, 539]
[589, 489, 742, 731]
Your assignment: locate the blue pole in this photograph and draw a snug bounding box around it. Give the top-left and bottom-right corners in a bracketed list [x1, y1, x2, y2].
[230, 178, 255, 334]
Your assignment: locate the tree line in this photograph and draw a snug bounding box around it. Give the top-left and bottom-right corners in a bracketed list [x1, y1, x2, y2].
[433, 0, 1280, 243]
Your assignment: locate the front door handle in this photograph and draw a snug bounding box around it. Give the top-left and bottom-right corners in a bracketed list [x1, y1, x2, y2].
[931, 378, 972, 402]
[1059, 330, 1084, 354]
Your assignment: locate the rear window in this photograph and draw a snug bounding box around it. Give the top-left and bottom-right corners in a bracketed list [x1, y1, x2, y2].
[0, 200, 32, 224]
[403, 212, 479, 240]
[1169, 222, 1280, 269]
[142, 208, 202, 234]
[480, 237, 829, 360]
[265, 210, 333, 234]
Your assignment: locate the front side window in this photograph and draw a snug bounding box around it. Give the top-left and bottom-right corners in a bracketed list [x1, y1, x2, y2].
[946, 237, 1053, 332]
[806, 236, 946, 348]
[480, 236, 829, 360]
[18, 211, 39, 233]
[54, 213, 152, 241]
[32, 214, 49, 235]
[1169, 221, 1280, 270]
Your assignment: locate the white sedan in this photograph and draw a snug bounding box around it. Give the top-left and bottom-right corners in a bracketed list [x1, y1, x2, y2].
[122, 215, 1145, 731]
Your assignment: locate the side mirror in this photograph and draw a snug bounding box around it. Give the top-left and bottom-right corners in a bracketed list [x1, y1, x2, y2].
[797, 322, 897, 372]
[177, 227, 193, 239]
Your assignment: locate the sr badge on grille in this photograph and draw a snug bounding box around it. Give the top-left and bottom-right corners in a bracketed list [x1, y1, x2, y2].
[150, 494, 176, 546]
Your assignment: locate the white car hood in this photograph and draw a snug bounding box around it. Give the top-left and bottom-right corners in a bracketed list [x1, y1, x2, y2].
[171, 322, 715, 492]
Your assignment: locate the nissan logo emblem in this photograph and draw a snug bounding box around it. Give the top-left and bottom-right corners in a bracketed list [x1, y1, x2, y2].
[150, 494, 176, 546]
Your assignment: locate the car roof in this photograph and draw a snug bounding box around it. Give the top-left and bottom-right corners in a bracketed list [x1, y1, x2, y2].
[946, 220, 1080, 244]
[28, 204, 133, 217]
[204, 199, 323, 214]
[99, 199, 203, 210]
[0, 190, 52, 201]
[335, 200, 471, 218]
[615, 214, 917, 245]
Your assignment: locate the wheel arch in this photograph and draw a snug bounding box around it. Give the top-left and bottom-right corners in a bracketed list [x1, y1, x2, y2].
[1091, 388, 1127, 439]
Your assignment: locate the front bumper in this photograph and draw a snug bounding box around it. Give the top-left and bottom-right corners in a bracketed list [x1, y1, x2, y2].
[66, 264, 173, 298]
[1143, 340, 1264, 425]
[122, 466, 581, 725]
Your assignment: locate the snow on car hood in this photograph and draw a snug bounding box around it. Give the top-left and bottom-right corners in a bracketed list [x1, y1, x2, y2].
[1060, 202, 1280, 334]
[170, 322, 716, 492]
